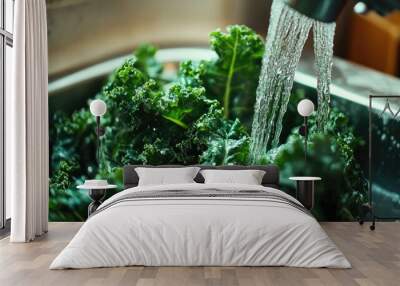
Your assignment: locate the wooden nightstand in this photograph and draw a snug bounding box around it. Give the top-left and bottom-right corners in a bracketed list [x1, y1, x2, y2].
[289, 177, 321, 210]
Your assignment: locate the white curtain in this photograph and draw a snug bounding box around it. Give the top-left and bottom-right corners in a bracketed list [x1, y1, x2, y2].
[7, 0, 49, 242]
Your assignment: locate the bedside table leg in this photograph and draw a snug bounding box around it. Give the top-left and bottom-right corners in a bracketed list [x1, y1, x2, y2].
[296, 181, 315, 210]
[88, 189, 106, 216]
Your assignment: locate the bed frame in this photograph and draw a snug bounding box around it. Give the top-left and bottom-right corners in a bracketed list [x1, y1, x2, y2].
[123, 165, 280, 189]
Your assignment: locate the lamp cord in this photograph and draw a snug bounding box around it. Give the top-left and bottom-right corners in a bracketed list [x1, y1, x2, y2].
[96, 116, 101, 170]
[304, 116, 308, 165]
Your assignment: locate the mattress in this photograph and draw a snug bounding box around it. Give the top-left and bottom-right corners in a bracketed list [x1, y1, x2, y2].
[50, 183, 351, 269]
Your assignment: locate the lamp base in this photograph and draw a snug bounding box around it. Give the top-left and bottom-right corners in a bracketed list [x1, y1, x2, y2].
[88, 189, 106, 216]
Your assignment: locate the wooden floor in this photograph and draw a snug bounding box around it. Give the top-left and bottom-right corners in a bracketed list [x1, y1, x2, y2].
[0, 222, 399, 286]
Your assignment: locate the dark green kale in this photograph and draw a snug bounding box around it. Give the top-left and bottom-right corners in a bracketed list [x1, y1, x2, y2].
[199, 25, 264, 128]
[272, 106, 368, 221]
[199, 118, 250, 165]
[49, 110, 96, 221]
[49, 29, 367, 223]
[98, 57, 229, 168]
[133, 43, 163, 80]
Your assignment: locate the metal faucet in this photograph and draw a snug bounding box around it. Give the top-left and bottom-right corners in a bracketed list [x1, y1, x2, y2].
[287, 0, 400, 23]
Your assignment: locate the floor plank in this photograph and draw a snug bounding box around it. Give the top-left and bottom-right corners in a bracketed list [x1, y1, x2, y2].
[0, 222, 399, 286]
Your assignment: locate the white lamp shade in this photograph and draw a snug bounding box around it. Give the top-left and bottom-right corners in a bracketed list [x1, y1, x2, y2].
[297, 99, 315, 117]
[354, 2, 368, 14]
[90, 99, 107, 117]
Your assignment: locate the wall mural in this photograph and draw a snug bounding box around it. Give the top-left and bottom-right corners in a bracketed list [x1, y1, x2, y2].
[49, 25, 368, 222]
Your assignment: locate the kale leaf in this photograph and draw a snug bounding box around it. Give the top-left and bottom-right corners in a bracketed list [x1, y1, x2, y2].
[133, 43, 163, 80]
[199, 25, 264, 128]
[199, 118, 250, 165]
[98, 56, 232, 168]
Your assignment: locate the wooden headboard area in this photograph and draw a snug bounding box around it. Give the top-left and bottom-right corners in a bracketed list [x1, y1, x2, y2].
[123, 165, 280, 189]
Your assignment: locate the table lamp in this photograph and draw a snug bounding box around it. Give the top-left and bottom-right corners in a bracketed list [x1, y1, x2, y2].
[90, 99, 107, 167]
[297, 99, 315, 163]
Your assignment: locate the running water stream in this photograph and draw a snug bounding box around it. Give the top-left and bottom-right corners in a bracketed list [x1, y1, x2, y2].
[249, 0, 336, 163]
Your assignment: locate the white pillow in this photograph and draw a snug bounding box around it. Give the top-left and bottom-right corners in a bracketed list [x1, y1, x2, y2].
[200, 169, 266, 185]
[135, 167, 200, 186]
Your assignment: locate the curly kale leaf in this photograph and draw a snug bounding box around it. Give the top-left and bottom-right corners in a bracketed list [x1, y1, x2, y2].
[50, 160, 79, 192]
[162, 84, 215, 129]
[104, 58, 149, 98]
[178, 60, 204, 88]
[133, 43, 163, 79]
[174, 62, 252, 166]
[100, 58, 168, 165]
[199, 118, 250, 165]
[50, 110, 97, 177]
[49, 156, 90, 222]
[49, 109, 98, 221]
[200, 25, 264, 128]
[99, 57, 230, 167]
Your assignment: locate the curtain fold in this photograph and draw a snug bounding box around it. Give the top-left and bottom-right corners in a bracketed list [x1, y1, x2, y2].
[8, 0, 49, 242]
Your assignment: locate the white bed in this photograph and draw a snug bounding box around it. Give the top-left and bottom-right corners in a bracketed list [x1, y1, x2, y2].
[50, 183, 351, 269]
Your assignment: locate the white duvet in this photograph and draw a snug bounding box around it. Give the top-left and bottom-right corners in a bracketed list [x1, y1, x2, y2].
[50, 183, 351, 269]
